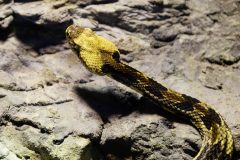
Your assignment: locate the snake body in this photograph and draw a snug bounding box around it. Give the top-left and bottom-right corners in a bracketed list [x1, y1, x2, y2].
[66, 25, 234, 160]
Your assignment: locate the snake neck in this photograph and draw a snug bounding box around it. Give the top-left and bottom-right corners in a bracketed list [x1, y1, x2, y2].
[102, 62, 167, 95]
[102, 62, 199, 116]
[103, 63, 171, 108]
[101, 62, 233, 160]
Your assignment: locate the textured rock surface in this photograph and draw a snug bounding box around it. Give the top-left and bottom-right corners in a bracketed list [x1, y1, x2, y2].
[0, 0, 240, 160]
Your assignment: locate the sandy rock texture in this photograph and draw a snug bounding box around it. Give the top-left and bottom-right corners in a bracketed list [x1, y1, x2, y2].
[0, 0, 240, 159]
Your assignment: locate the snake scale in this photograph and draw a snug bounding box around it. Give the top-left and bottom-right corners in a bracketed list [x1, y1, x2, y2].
[66, 24, 234, 160]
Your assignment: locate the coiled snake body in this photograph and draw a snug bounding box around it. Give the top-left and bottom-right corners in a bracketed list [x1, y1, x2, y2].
[66, 25, 233, 160]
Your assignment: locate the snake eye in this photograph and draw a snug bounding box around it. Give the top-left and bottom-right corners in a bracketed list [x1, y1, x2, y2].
[66, 30, 70, 38]
[112, 51, 120, 62]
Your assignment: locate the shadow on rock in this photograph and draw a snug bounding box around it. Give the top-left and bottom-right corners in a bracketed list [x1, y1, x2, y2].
[13, 12, 72, 54]
[74, 86, 189, 125]
[74, 86, 139, 123]
[74, 85, 193, 159]
[74, 85, 200, 159]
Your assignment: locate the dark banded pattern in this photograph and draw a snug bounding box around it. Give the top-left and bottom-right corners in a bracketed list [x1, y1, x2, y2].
[66, 25, 234, 160]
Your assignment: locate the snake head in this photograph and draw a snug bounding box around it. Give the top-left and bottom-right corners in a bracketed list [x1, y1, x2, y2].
[66, 25, 120, 75]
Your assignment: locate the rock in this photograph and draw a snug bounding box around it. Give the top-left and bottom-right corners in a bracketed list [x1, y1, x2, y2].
[199, 66, 224, 90]
[131, 120, 199, 160]
[0, 1, 13, 28]
[101, 113, 200, 160]
[204, 51, 240, 65]
[68, 0, 118, 7]
[186, 0, 221, 15]
[12, 1, 72, 52]
[203, 37, 240, 65]
[0, 143, 20, 160]
[0, 0, 240, 159]
[0, 4, 13, 29]
[163, 0, 186, 8]
[152, 24, 183, 42]
[0, 46, 103, 159]
[0, 1, 13, 40]
[84, 0, 190, 34]
[12, 1, 71, 25]
[85, 4, 129, 27]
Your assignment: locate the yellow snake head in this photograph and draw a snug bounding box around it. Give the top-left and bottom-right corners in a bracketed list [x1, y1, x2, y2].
[66, 25, 121, 75]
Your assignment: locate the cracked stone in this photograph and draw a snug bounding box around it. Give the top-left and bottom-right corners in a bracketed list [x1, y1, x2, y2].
[163, 0, 186, 8]
[0, 3, 13, 29]
[186, 0, 221, 15]
[203, 38, 240, 65]
[0, 143, 20, 160]
[0, 0, 240, 159]
[152, 26, 179, 42]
